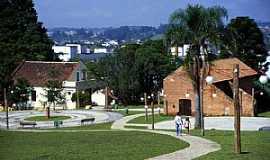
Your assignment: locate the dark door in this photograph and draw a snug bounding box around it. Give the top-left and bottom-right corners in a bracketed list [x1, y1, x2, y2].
[179, 99, 191, 116]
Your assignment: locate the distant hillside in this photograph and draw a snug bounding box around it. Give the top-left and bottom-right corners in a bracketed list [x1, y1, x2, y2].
[47, 25, 168, 44]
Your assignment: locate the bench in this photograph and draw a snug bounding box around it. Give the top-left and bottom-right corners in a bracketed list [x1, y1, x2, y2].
[81, 117, 95, 125]
[20, 121, 37, 128]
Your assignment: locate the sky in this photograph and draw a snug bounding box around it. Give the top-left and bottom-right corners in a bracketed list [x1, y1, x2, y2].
[33, 0, 270, 28]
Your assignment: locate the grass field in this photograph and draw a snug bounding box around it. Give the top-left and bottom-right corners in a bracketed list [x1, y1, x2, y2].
[25, 116, 71, 121]
[188, 130, 270, 160]
[0, 130, 188, 160]
[50, 122, 113, 130]
[115, 110, 145, 116]
[117, 105, 163, 109]
[258, 111, 270, 117]
[127, 114, 174, 124]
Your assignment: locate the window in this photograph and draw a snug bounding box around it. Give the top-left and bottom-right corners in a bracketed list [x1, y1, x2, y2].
[31, 90, 36, 101]
[82, 71, 87, 80]
[76, 71, 80, 81]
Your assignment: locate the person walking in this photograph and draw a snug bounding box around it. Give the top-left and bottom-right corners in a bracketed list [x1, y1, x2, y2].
[184, 117, 191, 135]
[174, 112, 183, 136]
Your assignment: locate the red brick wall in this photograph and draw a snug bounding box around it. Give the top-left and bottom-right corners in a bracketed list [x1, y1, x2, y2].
[164, 74, 254, 116]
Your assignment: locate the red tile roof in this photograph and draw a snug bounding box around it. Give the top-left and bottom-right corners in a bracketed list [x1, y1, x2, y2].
[209, 58, 257, 83]
[165, 58, 257, 83]
[13, 61, 79, 87]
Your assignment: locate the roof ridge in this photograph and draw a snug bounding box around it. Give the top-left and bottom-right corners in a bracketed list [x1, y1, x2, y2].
[25, 61, 79, 64]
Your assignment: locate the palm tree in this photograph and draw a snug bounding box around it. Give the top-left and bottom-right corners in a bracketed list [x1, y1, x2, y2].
[166, 4, 227, 129]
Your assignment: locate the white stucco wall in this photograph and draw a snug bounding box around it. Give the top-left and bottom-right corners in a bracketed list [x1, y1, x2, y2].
[91, 90, 105, 106]
[30, 84, 77, 110]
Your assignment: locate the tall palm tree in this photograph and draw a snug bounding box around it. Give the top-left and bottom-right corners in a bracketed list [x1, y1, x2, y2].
[166, 4, 227, 128]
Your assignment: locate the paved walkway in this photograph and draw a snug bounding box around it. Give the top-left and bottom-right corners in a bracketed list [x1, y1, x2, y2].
[0, 110, 122, 129]
[111, 113, 221, 160]
[154, 116, 270, 131]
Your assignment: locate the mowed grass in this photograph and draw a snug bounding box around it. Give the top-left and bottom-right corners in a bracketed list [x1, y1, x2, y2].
[117, 105, 146, 109]
[25, 116, 71, 121]
[50, 122, 113, 130]
[0, 130, 188, 160]
[258, 111, 270, 117]
[115, 110, 145, 116]
[128, 114, 174, 124]
[191, 130, 270, 160]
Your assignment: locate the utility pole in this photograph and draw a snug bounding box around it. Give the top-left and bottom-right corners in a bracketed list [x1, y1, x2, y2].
[4, 88, 9, 129]
[233, 64, 241, 154]
[151, 101, 154, 130]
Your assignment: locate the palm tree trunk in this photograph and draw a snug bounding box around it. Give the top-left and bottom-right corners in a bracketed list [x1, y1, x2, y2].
[194, 91, 201, 128]
[193, 52, 202, 129]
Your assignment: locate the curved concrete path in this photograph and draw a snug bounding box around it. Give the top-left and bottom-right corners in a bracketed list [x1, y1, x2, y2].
[154, 117, 270, 131]
[111, 113, 221, 160]
[0, 110, 122, 129]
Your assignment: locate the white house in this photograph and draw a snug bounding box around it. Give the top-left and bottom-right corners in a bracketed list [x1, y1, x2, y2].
[91, 90, 106, 106]
[13, 61, 88, 110]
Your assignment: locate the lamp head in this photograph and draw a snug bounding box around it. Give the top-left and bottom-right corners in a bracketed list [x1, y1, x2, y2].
[205, 76, 214, 84]
[259, 75, 268, 84]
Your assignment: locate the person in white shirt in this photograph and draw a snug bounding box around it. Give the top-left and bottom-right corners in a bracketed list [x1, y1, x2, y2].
[174, 112, 183, 136]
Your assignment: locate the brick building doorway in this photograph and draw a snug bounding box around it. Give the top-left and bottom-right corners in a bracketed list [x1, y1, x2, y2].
[179, 99, 191, 116]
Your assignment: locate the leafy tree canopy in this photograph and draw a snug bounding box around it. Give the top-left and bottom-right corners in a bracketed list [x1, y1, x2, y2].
[87, 40, 177, 105]
[220, 16, 267, 69]
[0, 0, 54, 91]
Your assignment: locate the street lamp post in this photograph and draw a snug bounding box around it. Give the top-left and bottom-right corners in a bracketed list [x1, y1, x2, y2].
[4, 88, 9, 129]
[150, 93, 155, 130]
[144, 93, 148, 121]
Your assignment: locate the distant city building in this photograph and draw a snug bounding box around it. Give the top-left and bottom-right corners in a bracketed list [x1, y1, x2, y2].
[94, 48, 108, 54]
[53, 44, 114, 62]
[170, 44, 190, 58]
[52, 45, 78, 61]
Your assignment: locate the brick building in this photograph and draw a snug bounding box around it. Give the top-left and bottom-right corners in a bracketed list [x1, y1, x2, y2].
[163, 58, 258, 116]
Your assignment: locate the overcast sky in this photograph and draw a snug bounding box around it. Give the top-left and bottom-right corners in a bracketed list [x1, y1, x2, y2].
[33, 0, 270, 28]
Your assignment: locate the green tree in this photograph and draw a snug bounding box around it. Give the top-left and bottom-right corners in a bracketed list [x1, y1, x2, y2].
[10, 78, 32, 109]
[166, 4, 227, 128]
[0, 0, 54, 102]
[71, 91, 91, 108]
[87, 40, 176, 105]
[44, 68, 65, 110]
[220, 16, 267, 69]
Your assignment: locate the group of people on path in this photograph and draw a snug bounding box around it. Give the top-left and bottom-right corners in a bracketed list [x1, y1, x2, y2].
[174, 112, 190, 136]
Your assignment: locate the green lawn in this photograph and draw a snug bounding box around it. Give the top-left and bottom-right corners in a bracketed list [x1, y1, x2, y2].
[0, 130, 188, 160]
[127, 114, 174, 124]
[50, 122, 113, 130]
[25, 116, 71, 121]
[124, 125, 148, 129]
[258, 111, 270, 117]
[117, 105, 145, 109]
[117, 105, 163, 109]
[189, 130, 270, 160]
[114, 110, 145, 116]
